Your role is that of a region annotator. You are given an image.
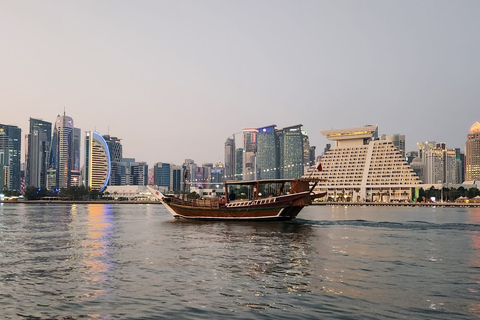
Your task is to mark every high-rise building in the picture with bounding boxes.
[84,131,111,191]
[424,144,462,185]
[154,162,172,188]
[224,137,235,181]
[311,125,421,202]
[380,134,406,158]
[103,135,123,162]
[211,162,224,184]
[124,159,148,185]
[71,128,81,186]
[235,148,243,181]
[26,118,52,188]
[0,124,21,191]
[242,128,258,181]
[278,125,304,179]
[50,113,79,189]
[256,125,278,180]
[466,122,480,182]
[233,124,309,181]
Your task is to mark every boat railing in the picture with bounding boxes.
[226,200,252,208]
[170,197,221,209]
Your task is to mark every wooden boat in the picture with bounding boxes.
[161,178,326,221]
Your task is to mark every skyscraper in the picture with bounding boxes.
[84,131,111,191]
[103,135,123,162]
[224,137,235,181]
[256,125,278,180]
[466,122,480,181]
[50,113,79,189]
[26,118,52,188]
[279,125,304,179]
[242,128,257,181]
[0,124,21,191]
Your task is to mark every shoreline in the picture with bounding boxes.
[313,201,480,207]
[0,200,162,205]
[2,200,480,207]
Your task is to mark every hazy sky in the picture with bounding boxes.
[1,0,479,166]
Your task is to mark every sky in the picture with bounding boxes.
[1,0,479,166]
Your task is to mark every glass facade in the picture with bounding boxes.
[0,124,21,191]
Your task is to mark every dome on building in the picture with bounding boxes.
[470,122,480,132]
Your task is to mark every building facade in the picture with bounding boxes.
[310,125,421,202]
[466,122,480,182]
[50,113,80,189]
[380,134,406,158]
[224,137,235,181]
[84,131,111,191]
[424,144,462,185]
[0,124,21,191]
[242,128,257,181]
[278,125,305,179]
[25,118,52,188]
[256,125,278,180]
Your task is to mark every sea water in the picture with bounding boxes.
[1,203,479,319]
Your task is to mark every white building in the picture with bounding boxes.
[309,125,422,202]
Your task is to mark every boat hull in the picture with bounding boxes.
[161,191,311,221]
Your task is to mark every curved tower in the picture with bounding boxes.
[466,122,480,182]
[85,131,111,191]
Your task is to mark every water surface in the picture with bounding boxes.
[1,203,479,319]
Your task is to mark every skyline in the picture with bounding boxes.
[1,1,479,165]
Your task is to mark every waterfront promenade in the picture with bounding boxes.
[315,201,480,207]
[2,199,480,207]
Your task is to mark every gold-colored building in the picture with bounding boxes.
[466,122,480,182]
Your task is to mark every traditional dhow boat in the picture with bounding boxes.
[161,178,326,221]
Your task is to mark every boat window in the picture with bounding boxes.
[228,185,253,201]
[258,182,291,198]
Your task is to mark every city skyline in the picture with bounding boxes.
[1,1,479,165]
[2,113,480,169]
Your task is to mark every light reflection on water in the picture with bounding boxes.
[0,204,479,319]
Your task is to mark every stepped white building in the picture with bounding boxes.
[310,125,422,202]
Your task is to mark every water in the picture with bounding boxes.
[1,203,479,319]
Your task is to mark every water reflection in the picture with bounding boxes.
[164,220,320,310]
[82,204,114,313]
[468,208,480,316]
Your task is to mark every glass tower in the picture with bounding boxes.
[256,125,278,179]
[0,124,21,191]
[26,118,52,188]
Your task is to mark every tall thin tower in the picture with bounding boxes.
[466,122,480,181]
[51,112,74,188]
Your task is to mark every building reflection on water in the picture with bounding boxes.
[79,204,115,318]
[468,208,480,316]
[84,204,114,282]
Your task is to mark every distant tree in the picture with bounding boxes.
[417,188,426,202]
[467,187,480,199]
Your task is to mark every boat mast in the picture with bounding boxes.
[182,170,187,200]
